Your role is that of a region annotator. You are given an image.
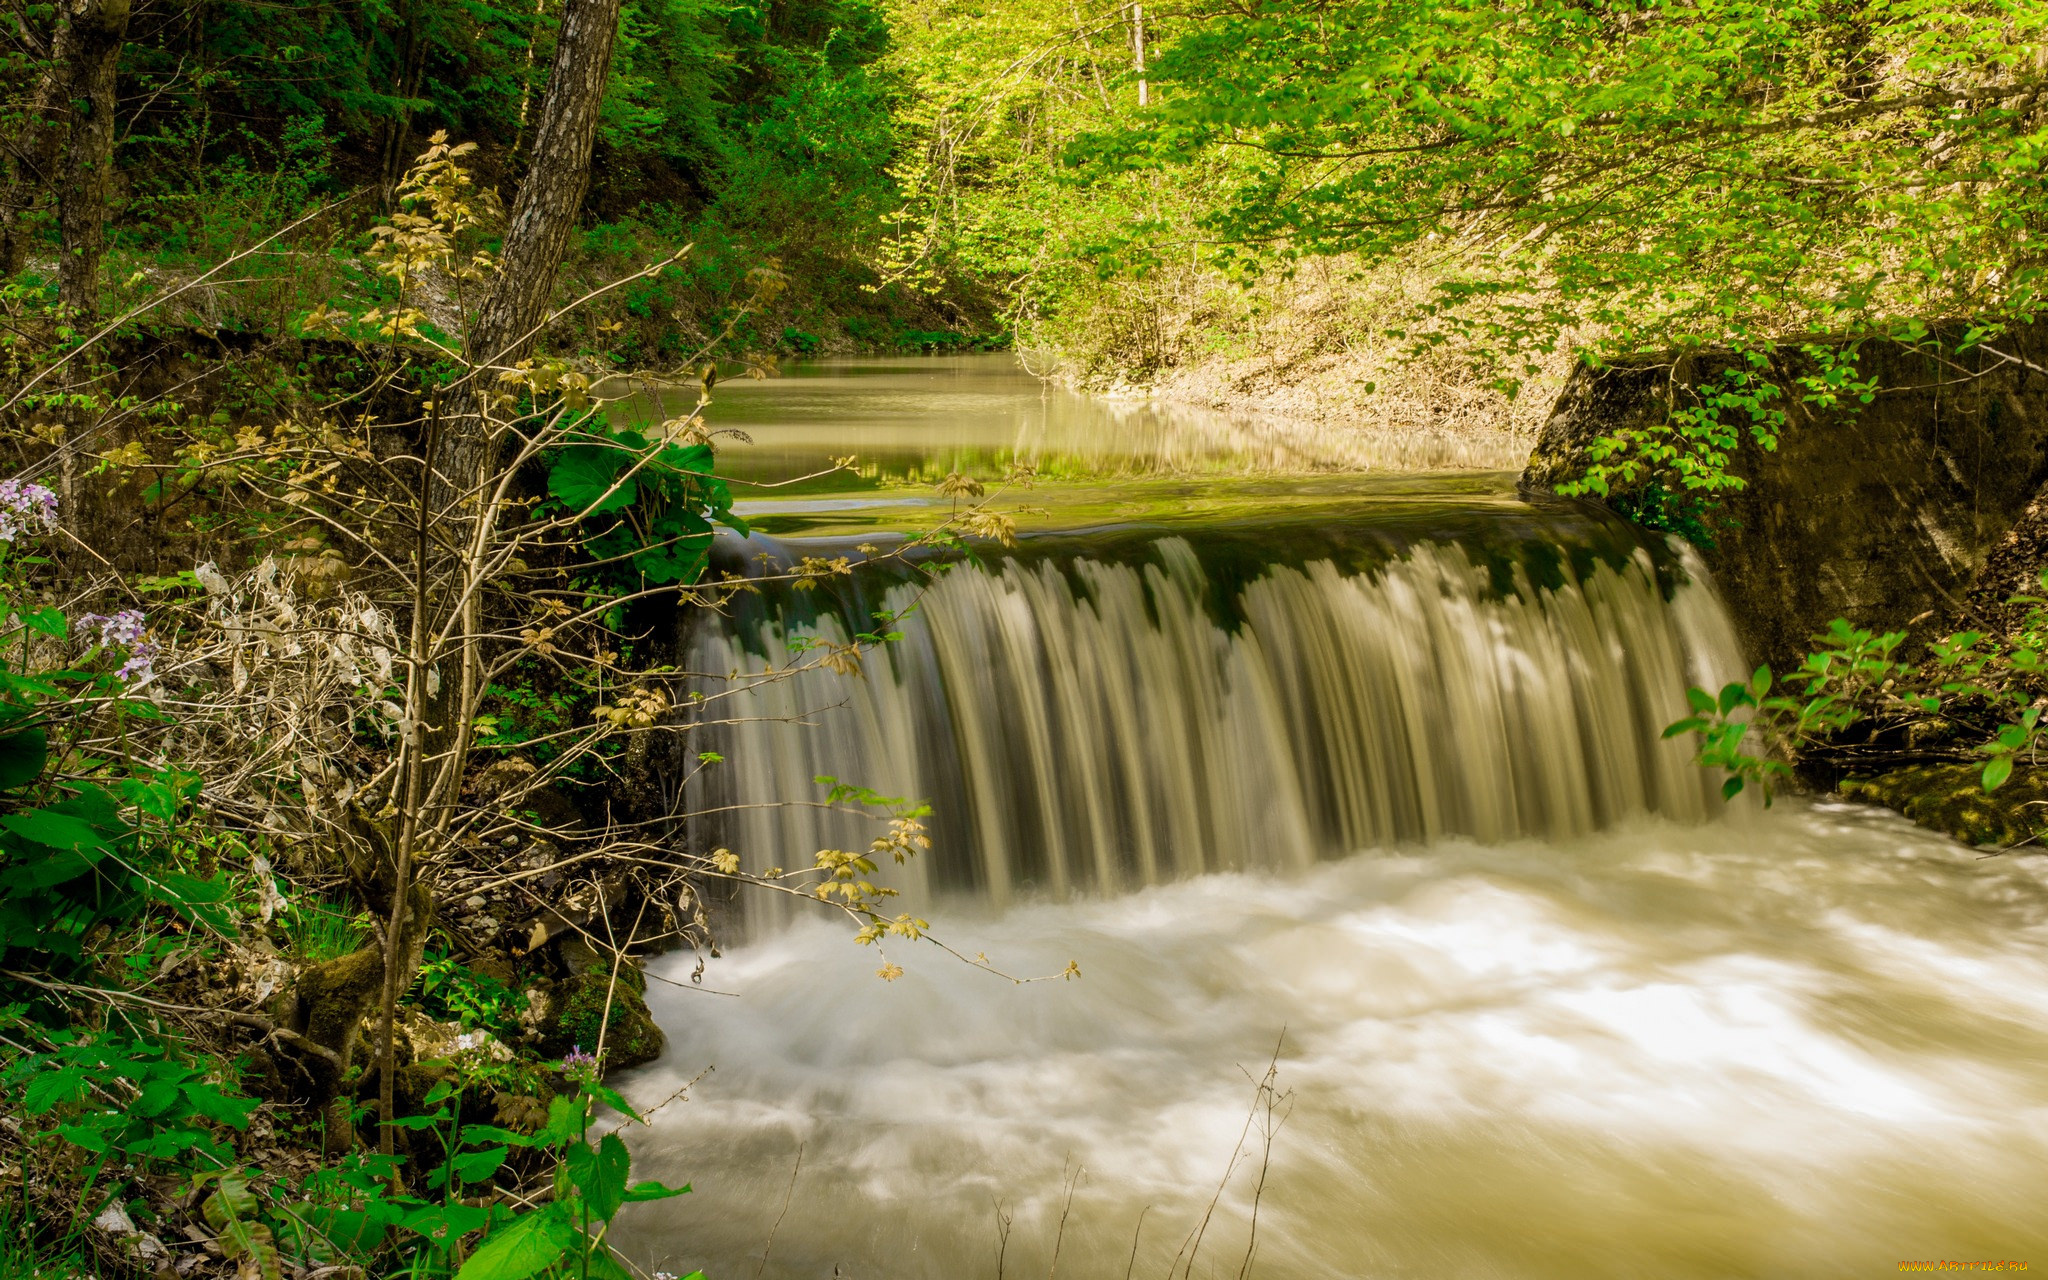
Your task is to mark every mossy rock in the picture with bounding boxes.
[1839,762,2048,847]
[535,945,664,1071]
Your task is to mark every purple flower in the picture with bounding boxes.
[76,610,146,648]
[561,1044,601,1085]
[75,610,155,683]
[0,479,57,543]
[115,641,158,684]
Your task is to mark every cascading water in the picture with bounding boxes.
[688,536,1743,921]
[609,356,2048,1278]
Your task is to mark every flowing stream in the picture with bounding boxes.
[612,356,2048,1277]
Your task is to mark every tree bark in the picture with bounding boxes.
[437,0,622,501]
[375,0,429,209]
[0,13,76,279]
[54,0,128,315]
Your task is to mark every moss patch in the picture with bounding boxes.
[1839,762,2048,847]
[536,956,664,1071]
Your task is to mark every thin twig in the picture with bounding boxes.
[753,1141,805,1279]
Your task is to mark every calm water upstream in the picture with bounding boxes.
[611,355,2048,1278]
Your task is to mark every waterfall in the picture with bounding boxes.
[686,535,1744,926]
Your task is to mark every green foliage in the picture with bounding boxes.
[1669,574,2048,805]
[6,1021,256,1168]
[0,543,225,970]
[543,425,748,586]
[313,1075,695,1280]
[1603,480,1717,550]
[414,954,529,1037]
[283,898,372,964]
[1562,342,1887,512]
[1079,0,2045,348]
[476,670,588,762]
[195,1170,286,1280]
[36,0,924,349]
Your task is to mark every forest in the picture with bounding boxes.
[0,0,2044,1276]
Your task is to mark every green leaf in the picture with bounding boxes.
[1685,687,1715,714]
[215,1218,283,1280]
[0,727,47,790]
[133,1078,181,1117]
[1721,776,1745,801]
[585,1083,638,1121]
[145,872,235,931]
[53,1121,109,1152]
[297,1205,387,1257]
[1661,717,1704,739]
[403,1201,493,1238]
[583,1249,638,1280]
[3,845,104,891]
[586,1133,631,1221]
[204,1173,260,1223]
[658,442,714,474]
[21,607,65,638]
[452,1204,579,1280]
[0,808,114,851]
[453,1145,509,1184]
[538,1094,587,1145]
[1715,682,1750,716]
[620,1179,691,1203]
[456,1124,538,1149]
[24,1067,89,1113]
[549,447,637,516]
[1984,756,2015,792]
[181,1082,257,1129]
[381,1110,450,1131]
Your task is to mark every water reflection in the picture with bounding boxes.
[619,354,1532,539]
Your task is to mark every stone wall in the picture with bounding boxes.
[1521,324,2048,673]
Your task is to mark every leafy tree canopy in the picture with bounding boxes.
[1072,0,2047,363]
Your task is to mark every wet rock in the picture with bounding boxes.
[533,936,664,1070]
[1839,763,2048,847]
[473,757,537,802]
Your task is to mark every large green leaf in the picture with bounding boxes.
[145,871,236,932]
[23,1066,89,1113]
[631,542,711,586]
[0,808,114,851]
[0,727,47,790]
[453,1144,510,1184]
[658,442,714,474]
[5,844,107,889]
[549,447,637,516]
[588,1133,631,1220]
[452,1203,579,1280]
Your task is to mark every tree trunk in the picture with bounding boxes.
[0,13,76,279]
[54,0,128,315]
[284,809,436,1151]
[376,0,429,209]
[438,0,622,501]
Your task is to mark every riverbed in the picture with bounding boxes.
[610,354,2048,1278]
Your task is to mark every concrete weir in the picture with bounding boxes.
[1521,322,2048,674]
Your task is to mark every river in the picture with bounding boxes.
[610,354,2048,1278]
